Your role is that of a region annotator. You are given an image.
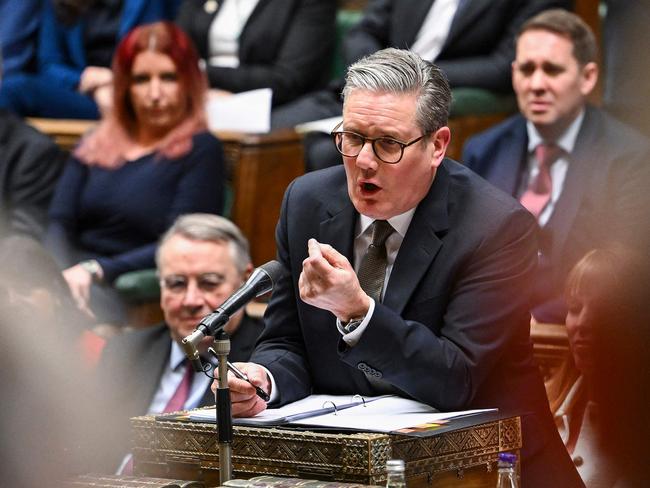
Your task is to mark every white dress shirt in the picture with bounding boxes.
[208,0,259,68]
[411,0,461,61]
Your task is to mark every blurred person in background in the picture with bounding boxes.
[0,0,42,76]
[463,9,650,323]
[45,21,225,326]
[271,0,571,171]
[0,0,178,119]
[176,0,336,108]
[0,85,67,239]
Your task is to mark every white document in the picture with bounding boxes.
[188,394,496,433]
[206,88,272,133]
[189,394,386,426]
[294,116,342,134]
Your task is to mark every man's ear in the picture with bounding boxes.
[580,61,599,97]
[242,263,254,282]
[430,126,451,168]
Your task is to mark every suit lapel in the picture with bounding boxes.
[137,330,172,411]
[319,184,357,262]
[382,162,450,314]
[494,120,529,197]
[444,0,491,48]
[546,108,599,260]
[398,0,435,46]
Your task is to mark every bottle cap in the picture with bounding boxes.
[386,459,405,470]
[498,452,517,465]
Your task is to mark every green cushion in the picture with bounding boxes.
[450,88,517,117]
[331,9,364,80]
[115,268,160,303]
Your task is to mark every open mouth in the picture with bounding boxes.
[360,182,380,194]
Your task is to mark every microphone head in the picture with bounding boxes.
[251,260,286,297]
[259,260,286,284]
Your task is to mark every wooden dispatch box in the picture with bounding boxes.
[130,412,521,488]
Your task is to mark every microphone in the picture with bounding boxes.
[182,260,285,369]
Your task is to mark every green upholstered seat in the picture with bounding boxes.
[450,88,517,118]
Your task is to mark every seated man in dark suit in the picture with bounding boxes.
[462,9,650,323]
[223,48,584,488]
[271,0,570,171]
[96,213,264,473]
[0,110,66,238]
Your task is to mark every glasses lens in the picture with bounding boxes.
[161,273,225,294]
[374,138,403,163]
[196,273,225,292]
[161,276,187,294]
[337,132,364,157]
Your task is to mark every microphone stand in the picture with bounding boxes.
[212,330,233,484]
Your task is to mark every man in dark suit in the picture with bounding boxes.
[463,9,650,323]
[225,48,583,488]
[96,213,264,473]
[271,0,570,170]
[176,0,336,108]
[0,110,65,238]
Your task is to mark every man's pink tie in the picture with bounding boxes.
[520,142,562,218]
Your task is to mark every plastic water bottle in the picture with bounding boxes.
[496,452,519,488]
[385,459,406,488]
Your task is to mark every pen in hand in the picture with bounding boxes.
[227,361,271,402]
[208,348,270,402]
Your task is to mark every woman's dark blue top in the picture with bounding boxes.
[46,131,225,283]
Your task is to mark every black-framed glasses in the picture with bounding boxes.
[331,122,427,164]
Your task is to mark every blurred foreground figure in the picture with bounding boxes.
[0,235,104,486]
[546,246,650,487]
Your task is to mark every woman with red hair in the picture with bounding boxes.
[46,21,225,325]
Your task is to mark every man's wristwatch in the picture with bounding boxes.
[80,259,103,283]
[342,317,364,334]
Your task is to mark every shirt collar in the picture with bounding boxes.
[526,109,585,154]
[169,341,187,371]
[357,208,416,239]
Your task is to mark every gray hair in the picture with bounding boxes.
[156,213,251,275]
[342,48,451,134]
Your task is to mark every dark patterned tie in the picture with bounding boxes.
[163,360,194,413]
[520,142,562,218]
[357,220,395,302]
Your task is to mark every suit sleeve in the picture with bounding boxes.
[37,2,84,89]
[250,179,313,406]
[437,0,572,91]
[6,126,66,239]
[342,0,392,67]
[340,208,539,410]
[203,0,337,106]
